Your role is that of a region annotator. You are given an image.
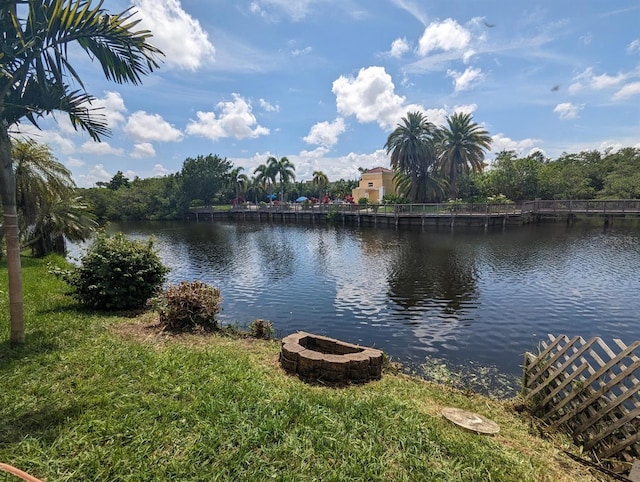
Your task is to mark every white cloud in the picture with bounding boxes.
[417,18,471,56]
[77,163,112,187]
[153,164,170,176]
[80,141,125,156]
[131,142,156,158]
[613,82,640,100]
[88,91,127,129]
[125,111,184,142]
[331,67,478,131]
[66,157,85,168]
[627,39,640,54]
[568,67,628,93]
[389,38,410,58]
[447,66,484,92]
[54,114,81,135]
[230,147,389,184]
[420,107,448,126]
[553,102,583,119]
[462,50,475,64]
[249,0,364,22]
[579,33,592,46]
[292,46,312,56]
[490,133,541,157]
[250,0,310,21]
[186,93,270,141]
[390,0,429,26]
[293,149,390,181]
[11,124,76,154]
[259,99,279,112]
[332,66,407,129]
[132,0,215,70]
[452,104,478,116]
[303,118,346,147]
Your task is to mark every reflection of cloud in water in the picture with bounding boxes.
[405,311,466,353]
[329,237,392,323]
[334,278,388,320]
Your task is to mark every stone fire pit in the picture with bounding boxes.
[279,331,384,384]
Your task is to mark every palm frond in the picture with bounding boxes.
[1,0,163,139]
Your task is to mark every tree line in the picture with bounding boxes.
[11,134,639,259]
[79,155,359,222]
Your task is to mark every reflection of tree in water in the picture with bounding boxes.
[254,228,296,281]
[477,224,578,274]
[386,237,479,316]
[182,223,235,274]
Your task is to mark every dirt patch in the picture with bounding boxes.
[110,313,261,350]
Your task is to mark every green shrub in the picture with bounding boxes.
[151,281,221,331]
[248,318,274,339]
[382,193,410,204]
[358,197,369,205]
[56,232,169,310]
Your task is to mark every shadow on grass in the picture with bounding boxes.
[18,256,48,269]
[35,302,147,319]
[0,330,60,367]
[0,403,86,446]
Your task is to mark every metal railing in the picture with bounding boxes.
[521,199,640,214]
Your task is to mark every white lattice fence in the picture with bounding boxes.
[523,334,640,474]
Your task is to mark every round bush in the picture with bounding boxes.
[68,232,169,310]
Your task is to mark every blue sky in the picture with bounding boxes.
[13,0,640,187]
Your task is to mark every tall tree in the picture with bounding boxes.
[107,171,130,190]
[228,166,249,205]
[438,112,492,200]
[268,156,296,202]
[179,154,233,207]
[384,111,440,202]
[0,0,161,344]
[253,162,277,202]
[246,176,265,204]
[312,170,329,201]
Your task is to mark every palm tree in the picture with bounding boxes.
[228,166,249,205]
[438,112,492,200]
[268,156,296,202]
[253,163,276,202]
[12,139,96,257]
[393,170,445,203]
[25,195,97,258]
[246,176,265,205]
[312,170,329,202]
[384,111,440,202]
[0,0,162,344]
[13,139,75,224]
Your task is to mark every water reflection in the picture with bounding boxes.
[104,220,640,389]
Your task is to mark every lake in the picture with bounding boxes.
[95,219,640,396]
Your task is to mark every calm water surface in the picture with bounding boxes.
[102,220,640,393]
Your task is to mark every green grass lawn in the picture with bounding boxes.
[0,256,597,481]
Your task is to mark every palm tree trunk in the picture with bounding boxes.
[449,165,457,200]
[0,125,25,345]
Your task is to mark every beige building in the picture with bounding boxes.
[351,167,396,203]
